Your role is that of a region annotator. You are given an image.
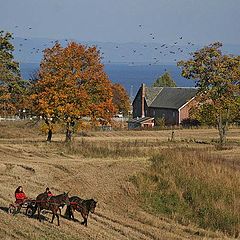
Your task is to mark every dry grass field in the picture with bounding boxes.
[0,121,239,240]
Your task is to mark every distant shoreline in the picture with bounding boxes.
[20,62,195,95]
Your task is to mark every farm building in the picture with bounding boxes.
[132,84,198,126]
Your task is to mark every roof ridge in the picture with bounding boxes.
[147,87,164,106]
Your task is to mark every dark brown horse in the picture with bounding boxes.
[36,192,70,226]
[65,196,97,226]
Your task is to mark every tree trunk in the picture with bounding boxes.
[65,122,72,142]
[45,119,53,142]
[47,129,52,142]
[218,112,226,146]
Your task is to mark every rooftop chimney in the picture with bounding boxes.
[141,83,145,118]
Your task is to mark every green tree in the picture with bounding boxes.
[152,72,176,87]
[178,42,240,146]
[0,31,26,117]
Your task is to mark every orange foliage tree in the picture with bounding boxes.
[112,83,130,116]
[30,42,115,142]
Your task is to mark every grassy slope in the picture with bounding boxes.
[133,149,240,237]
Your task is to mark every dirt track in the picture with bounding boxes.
[1,128,239,239]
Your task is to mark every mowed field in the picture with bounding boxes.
[0,121,239,240]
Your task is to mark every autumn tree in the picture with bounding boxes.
[152,72,176,87]
[178,42,240,145]
[30,42,115,142]
[0,31,26,117]
[112,83,130,116]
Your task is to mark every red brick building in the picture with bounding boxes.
[132,84,197,126]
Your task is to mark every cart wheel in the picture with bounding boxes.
[8,205,16,215]
[26,207,34,217]
[26,207,36,217]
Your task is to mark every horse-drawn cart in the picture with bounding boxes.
[8,199,37,217]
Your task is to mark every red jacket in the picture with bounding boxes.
[15,192,27,200]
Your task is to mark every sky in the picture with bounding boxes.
[1,0,240,45]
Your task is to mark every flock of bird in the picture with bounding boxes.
[12,24,197,66]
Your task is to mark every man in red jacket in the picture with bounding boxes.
[15,186,27,205]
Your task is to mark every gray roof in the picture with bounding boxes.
[146,87,198,109]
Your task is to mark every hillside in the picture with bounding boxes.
[0,121,239,239]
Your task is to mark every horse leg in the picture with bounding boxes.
[70,208,75,220]
[81,217,87,226]
[51,211,55,224]
[81,213,88,226]
[37,207,41,222]
[66,206,71,219]
[84,215,88,226]
[56,213,60,226]
[59,207,62,216]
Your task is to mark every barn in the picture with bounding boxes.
[132,84,198,126]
